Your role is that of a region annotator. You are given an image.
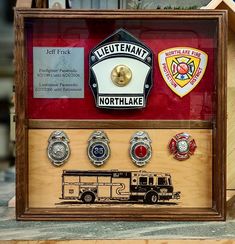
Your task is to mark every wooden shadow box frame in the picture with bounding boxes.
[15,9,227,221]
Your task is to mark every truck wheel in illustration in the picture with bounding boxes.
[145,191,158,204]
[81,192,95,204]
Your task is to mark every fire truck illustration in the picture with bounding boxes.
[60,170,180,204]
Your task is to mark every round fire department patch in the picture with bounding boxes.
[169,132,197,161]
[158,47,208,97]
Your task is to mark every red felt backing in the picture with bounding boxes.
[26,18,216,120]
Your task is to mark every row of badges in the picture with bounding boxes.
[89,29,208,109]
[47,131,197,167]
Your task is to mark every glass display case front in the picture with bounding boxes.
[15,10,227,220]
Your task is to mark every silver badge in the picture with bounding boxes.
[130,131,152,167]
[87,131,110,167]
[47,131,70,167]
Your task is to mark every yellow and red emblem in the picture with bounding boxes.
[158,47,208,97]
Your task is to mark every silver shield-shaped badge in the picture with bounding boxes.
[89,29,153,109]
[47,131,70,167]
[87,131,110,167]
[130,131,152,167]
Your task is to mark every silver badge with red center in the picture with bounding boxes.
[169,132,197,161]
[130,131,152,167]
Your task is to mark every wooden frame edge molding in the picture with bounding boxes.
[15,9,29,220]
[28,120,213,129]
[212,9,227,220]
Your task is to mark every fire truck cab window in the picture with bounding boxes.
[149,177,154,185]
[139,177,147,185]
[158,177,167,185]
[113,173,119,177]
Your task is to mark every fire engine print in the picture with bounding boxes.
[59,170,181,205]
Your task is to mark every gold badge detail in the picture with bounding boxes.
[111,64,132,87]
